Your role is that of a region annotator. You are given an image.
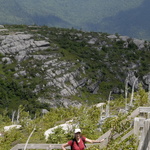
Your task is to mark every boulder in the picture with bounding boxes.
[88,38,97,44]
[119,36,129,42]
[107,35,117,39]
[34,41,50,47]
[95,103,105,108]
[41,109,49,114]
[143,73,150,85]
[19,70,27,76]
[4,125,22,132]
[44,120,74,140]
[133,38,145,49]
[2,57,12,64]
[0,25,4,28]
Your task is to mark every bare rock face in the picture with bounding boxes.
[0,30,83,107]
[0,33,50,59]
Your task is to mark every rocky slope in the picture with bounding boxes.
[0,25,150,112]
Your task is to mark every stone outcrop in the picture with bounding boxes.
[0,32,50,59]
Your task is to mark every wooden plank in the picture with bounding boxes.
[138,119,150,150]
[120,129,134,142]
[127,107,140,119]
[10,143,103,150]
[139,107,150,113]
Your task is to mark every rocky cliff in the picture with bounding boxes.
[0,25,150,111]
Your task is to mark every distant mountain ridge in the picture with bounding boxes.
[97,0,150,40]
[0,0,150,39]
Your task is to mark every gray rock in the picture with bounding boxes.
[34,41,50,47]
[87,81,100,94]
[133,38,145,49]
[53,80,62,88]
[2,57,12,64]
[78,78,88,87]
[15,70,27,76]
[143,73,150,85]
[14,73,19,78]
[0,35,5,40]
[68,75,77,87]
[15,55,26,62]
[41,109,49,114]
[46,81,54,86]
[123,42,129,48]
[60,89,70,96]
[0,29,8,32]
[88,38,97,44]
[0,33,50,55]
[55,70,62,76]
[76,33,82,37]
[0,25,4,28]
[60,98,82,108]
[33,85,42,93]
[107,35,117,39]
[119,36,129,42]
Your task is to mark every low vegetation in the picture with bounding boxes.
[0,86,149,149]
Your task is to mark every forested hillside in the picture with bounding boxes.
[1,0,150,39]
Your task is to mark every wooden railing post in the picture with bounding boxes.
[48,144,52,150]
[138,119,150,150]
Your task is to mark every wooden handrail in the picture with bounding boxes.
[10,143,103,150]
[139,107,150,113]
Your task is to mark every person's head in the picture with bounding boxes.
[74,128,81,139]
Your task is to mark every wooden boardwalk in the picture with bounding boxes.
[10,107,150,150]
